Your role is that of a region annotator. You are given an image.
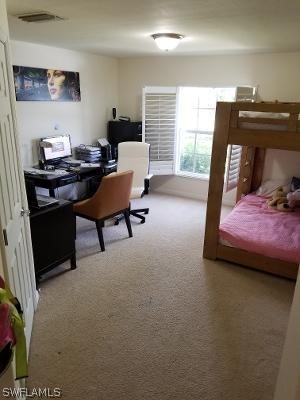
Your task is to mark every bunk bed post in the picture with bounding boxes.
[236,147,266,201]
[236,146,256,202]
[250,148,266,192]
[203,102,232,260]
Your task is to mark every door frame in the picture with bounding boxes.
[0,27,39,310]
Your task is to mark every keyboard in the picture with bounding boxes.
[24,168,69,176]
[36,194,58,208]
[51,169,70,175]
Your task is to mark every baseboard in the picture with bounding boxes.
[153,188,207,201]
[152,188,234,206]
[33,289,40,310]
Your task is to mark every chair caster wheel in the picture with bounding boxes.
[114,220,119,226]
[145,210,149,214]
[141,220,145,224]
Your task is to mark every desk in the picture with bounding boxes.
[24,162,117,198]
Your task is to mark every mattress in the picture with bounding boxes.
[239,111,300,131]
[219,194,300,264]
[239,111,291,119]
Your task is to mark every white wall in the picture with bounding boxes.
[11,43,300,201]
[119,53,300,119]
[11,40,119,166]
[274,271,300,400]
[118,53,300,203]
[263,150,300,182]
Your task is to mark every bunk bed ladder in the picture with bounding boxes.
[224,86,257,195]
[203,102,232,259]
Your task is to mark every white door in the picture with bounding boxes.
[0,39,36,353]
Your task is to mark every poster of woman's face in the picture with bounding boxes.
[13,65,81,102]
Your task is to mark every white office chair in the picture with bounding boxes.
[116,141,152,224]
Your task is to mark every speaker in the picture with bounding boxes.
[112,107,117,120]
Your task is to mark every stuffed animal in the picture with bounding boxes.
[287,189,300,209]
[267,187,291,211]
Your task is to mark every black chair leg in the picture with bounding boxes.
[130,211,146,224]
[124,209,133,237]
[114,214,124,226]
[133,208,149,215]
[115,207,149,225]
[95,220,105,251]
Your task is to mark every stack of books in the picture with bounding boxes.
[75,145,102,162]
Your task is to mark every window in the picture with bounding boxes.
[143,87,177,175]
[176,87,236,178]
[143,85,256,182]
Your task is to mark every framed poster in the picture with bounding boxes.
[12,65,81,102]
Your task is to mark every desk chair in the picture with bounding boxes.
[116,142,151,224]
[73,170,133,251]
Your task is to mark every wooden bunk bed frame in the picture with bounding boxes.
[203,101,300,280]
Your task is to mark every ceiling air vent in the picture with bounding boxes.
[17,13,65,23]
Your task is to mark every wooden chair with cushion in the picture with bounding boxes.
[73,170,133,251]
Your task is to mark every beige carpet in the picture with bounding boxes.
[27,193,295,400]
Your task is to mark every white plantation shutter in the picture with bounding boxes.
[226,144,243,191]
[225,86,257,192]
[143,87,177,175]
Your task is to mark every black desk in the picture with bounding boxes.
[25,162,117,198]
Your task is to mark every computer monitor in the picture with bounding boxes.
[40,134,72,164]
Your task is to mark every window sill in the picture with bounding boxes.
[175,171,209,181]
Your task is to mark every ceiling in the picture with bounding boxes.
[6,0,300,58]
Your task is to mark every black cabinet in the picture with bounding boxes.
[108,121,142,159]
[29,199,76,281]
[108,120,142,144]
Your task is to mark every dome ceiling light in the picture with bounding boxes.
[151,33,184,51]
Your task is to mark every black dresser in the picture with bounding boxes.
[29,199,76,282]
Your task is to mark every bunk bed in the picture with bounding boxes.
[203,101,300,280]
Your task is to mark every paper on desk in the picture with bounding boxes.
[80,163,100,168]
[24,167,39,174]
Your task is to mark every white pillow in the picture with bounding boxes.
[255,179,291,197]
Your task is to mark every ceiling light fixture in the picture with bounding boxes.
[151,33,184,51]
[16,13,65,23]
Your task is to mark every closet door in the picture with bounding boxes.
[0,39,36,356]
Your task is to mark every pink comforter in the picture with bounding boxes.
[219,194,300,264]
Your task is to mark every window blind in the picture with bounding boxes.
[225,144,243,191]
[225,86,257,192]
[143,87,177,175]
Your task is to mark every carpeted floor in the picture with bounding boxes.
[27,193,295,400]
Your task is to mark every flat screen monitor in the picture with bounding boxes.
[40,134,72,163]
